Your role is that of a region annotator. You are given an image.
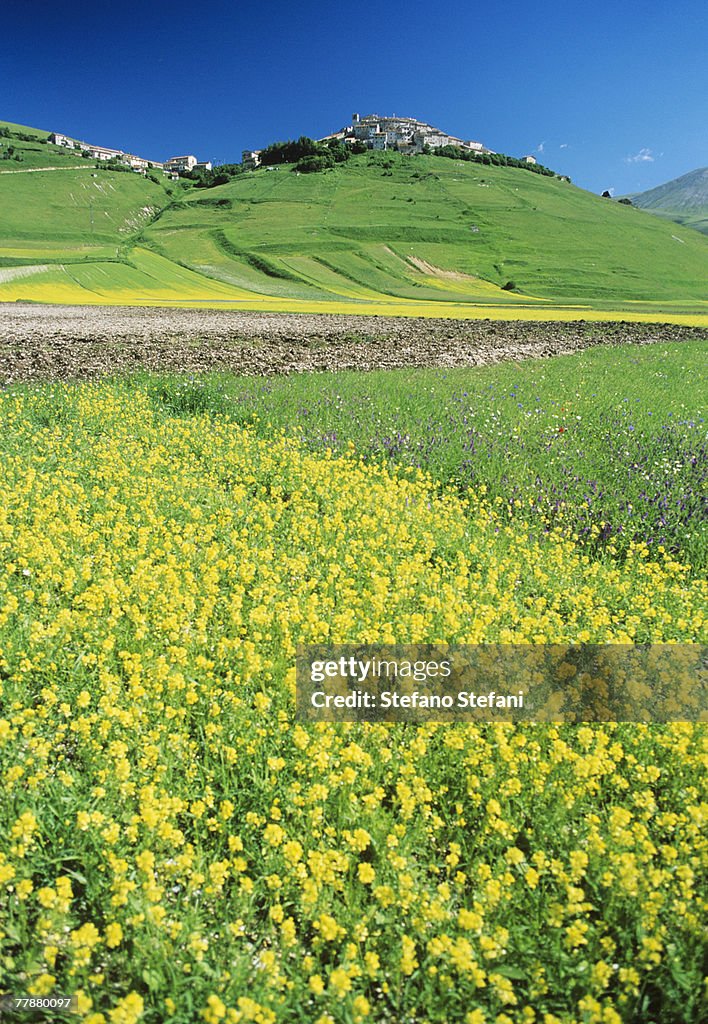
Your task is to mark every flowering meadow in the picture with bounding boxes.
[155,341,706,571]
[0,377,706,1024]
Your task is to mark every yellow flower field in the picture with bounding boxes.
[0,383,706,1023]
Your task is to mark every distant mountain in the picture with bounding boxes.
[628,167,708,235]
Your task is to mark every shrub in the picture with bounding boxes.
[293,153,335,174]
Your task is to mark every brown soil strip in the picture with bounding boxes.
[0,304,705,385]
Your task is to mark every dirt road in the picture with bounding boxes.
[0,165,95,174]
[0,303,705,384]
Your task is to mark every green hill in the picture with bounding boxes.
[0,118,94,169]
[0,118,52,141]
[1,124,707,323]
[627,166,708,235]
[145,152,708,305]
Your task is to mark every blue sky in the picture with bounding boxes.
[5,0,707,195]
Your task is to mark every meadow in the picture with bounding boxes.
[149,341,707,571]
[0,339,706,1023]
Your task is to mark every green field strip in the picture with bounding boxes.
[310,251,419,298]
[141,227,339,301]
[274,254,384,299]
[309,250,493,303]
[166,232,315,297]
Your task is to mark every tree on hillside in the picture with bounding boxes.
[260,136,323,166]
[324,139,351,163]
[293,153,335,173]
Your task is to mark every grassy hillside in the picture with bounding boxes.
[0,118,174,267]
[0,126,236,300]
[0,118,52,141]
[146,153,708,305]
[0,118,96,170]
[627,166,708,235]
[0,168,167,250]
[1,134,707,322]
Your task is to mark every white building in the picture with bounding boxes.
[50,130,163,170]
[87,145,125,161]
[48,132,76,148]
[415,132,460,149]
[165,154,198,172]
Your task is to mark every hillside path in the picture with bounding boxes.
[0,165,95,174]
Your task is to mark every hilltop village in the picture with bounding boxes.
[329,112,492,154]
[45,112,541,180]
[242,112,538,168]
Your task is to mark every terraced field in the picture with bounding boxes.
[145,156,708,308]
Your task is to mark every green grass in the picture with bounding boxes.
[0,118,52,138]
[145,340,708,570]
[633,206,708,237]
[0,119,95,170]
[144,153,708,307]
[1,137,707,319]
[0,167,168,250]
